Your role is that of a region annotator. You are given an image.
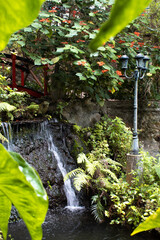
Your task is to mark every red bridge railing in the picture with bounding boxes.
[0,53,48,98]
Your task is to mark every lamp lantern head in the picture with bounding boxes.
[120,54,129,70]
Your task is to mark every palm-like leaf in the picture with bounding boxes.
[73,172,91,191]
[64,168,84,182]
[77,152,88,164]
[0,102,16,112]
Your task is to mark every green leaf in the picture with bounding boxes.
[0,102,16,112]
[24,27,32,32]
[31,22,42,29]
[17,40,25,47]
[0,0,45,50]
[0,144,48,240]
[76,73,87,80]
[51,57,60,64]
[34,58,42,65]
[89,0,152,51]
[0,192,12,240]
[131,208,160,236]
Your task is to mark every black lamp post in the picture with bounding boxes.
[120,53,150,155]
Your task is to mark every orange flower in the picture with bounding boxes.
[62,19,71,24]
[77,39,85,43]
[118,82,122,86]
[117,55,122,58]
[61,42,68,44]
[77,61,86,66]
[134,32,140,36]
[102,69,109,73]
[49,10,57,13]
[97,61,105,66]
[153,46,160,49]
[116,70,122,76]
[40,18,50,22]
[40,18,45,22]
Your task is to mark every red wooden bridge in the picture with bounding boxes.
[0,53,48,98]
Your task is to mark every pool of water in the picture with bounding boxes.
[8,208,159,240]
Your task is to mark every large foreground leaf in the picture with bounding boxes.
[0,144,48,240]
[0,192,12,240]
[131,208,160,236]
[0,0,45,50]
[89,0,152,51]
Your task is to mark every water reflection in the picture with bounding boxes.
[8,208,158,240]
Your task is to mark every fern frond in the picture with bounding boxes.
[73,172,91,191]
[0,102,16,112]
[103,157,122,167]
[91,200,104,222]
[77,152,88,164]
[97,177,113,190]
[64,168,84,182]
[86,160,103,177]
[101,169,119,182]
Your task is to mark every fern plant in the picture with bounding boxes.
[65,151,122,221]
[0,102,16,121]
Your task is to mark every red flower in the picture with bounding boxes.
[138,42,144,47]
[97,61,105,66]
[134,32,140,36]
[108,43,114,48]
[130,41,135,47]
[72,10,77,17]
[102,69,109,73]
[93,11,99,14]
[61,42,68,44]
[118,40,125,44]
[111,60,117,63]
[116,70,122,76]
[79,21,87,26]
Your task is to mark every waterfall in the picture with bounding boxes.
[1,120,84,211]
[41,121,84,211]
[1,122,13,150]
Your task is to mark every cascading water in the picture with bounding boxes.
[41,121,84,211]
[1,120,84,211]
[1,122,13,150]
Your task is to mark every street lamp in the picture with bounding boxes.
[120,53,150,155]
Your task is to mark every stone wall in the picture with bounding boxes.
[62,99,160,156]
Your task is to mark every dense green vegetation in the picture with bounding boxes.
[3,0,159,104]
[0,0,160,238]
[66,116,160,228]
